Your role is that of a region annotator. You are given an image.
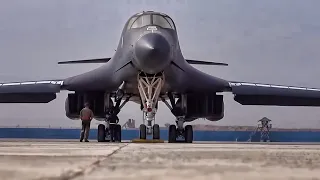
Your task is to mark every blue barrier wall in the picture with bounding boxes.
[0,128,320,142]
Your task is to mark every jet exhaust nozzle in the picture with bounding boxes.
[134,33,171,74]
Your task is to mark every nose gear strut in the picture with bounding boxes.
[137,72,164,140]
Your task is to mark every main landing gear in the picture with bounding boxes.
[168,117,193,143]
[137,72,164,140]
[97,123,122,142]
[97,90,131,143]
[162,94,193,143]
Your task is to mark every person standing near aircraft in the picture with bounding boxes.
[80,102,94,142]
[108,108,119,142]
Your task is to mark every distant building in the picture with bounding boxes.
[122,119,136,129]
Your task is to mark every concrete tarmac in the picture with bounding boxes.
[0,139,319,180]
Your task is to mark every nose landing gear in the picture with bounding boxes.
[137,72,164,140]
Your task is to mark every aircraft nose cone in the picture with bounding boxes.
[134,33,171,74]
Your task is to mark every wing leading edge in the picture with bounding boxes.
[58,58,111,64]
[0,80,64,103]
[185,59,228,66]
[228,81,320,106]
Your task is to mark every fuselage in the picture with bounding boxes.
[62,11,229,123]
[111,11,178,95]
[63,11,229,95]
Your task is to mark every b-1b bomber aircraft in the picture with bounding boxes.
[1,11,320,143]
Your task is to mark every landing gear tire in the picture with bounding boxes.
[97,124,106,142]
[168,125,177,143]
[184,125,193,143]
[140,124,147,139]
[153,124,160,140]
[115,124,122,142]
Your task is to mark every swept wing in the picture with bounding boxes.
[0,80,64,103]
[228,81,320,106]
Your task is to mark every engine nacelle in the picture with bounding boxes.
[65,94,80,120]
[65,92,113,120]
[175,93,224,121]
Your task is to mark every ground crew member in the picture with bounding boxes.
[108,109,119,142]
[80,102,94,142]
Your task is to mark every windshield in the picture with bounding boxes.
[128,14,175,30]
[130,15,151,29]
[152,15,175,29]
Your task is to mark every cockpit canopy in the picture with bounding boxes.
[127,12,176,30]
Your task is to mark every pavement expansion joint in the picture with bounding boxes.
[37,143,129,180]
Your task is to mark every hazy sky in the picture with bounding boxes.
[1,0,320,128]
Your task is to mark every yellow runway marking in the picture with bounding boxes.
[131,139,164,143]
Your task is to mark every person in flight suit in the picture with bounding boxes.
[79,102,94,142]
[108,108,119,142]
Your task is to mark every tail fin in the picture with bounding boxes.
[186,59,228,66]
[58,58,111,64]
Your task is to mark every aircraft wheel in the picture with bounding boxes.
[139,124,147,139]
[153,124,160,140]
[115,124,122,142]
[97,124,106,142]
[168,125,177,143]
[184,125,193,143]
[105,127,110,142]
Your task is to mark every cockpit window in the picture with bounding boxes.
[165,17,175,29]
[128,13,176,30]
[152,15,174,29]
[127,17,138,30]
[130,15,151,29]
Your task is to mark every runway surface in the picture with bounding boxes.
[0,139,320,180]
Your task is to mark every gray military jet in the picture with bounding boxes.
[2,11,320,143]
